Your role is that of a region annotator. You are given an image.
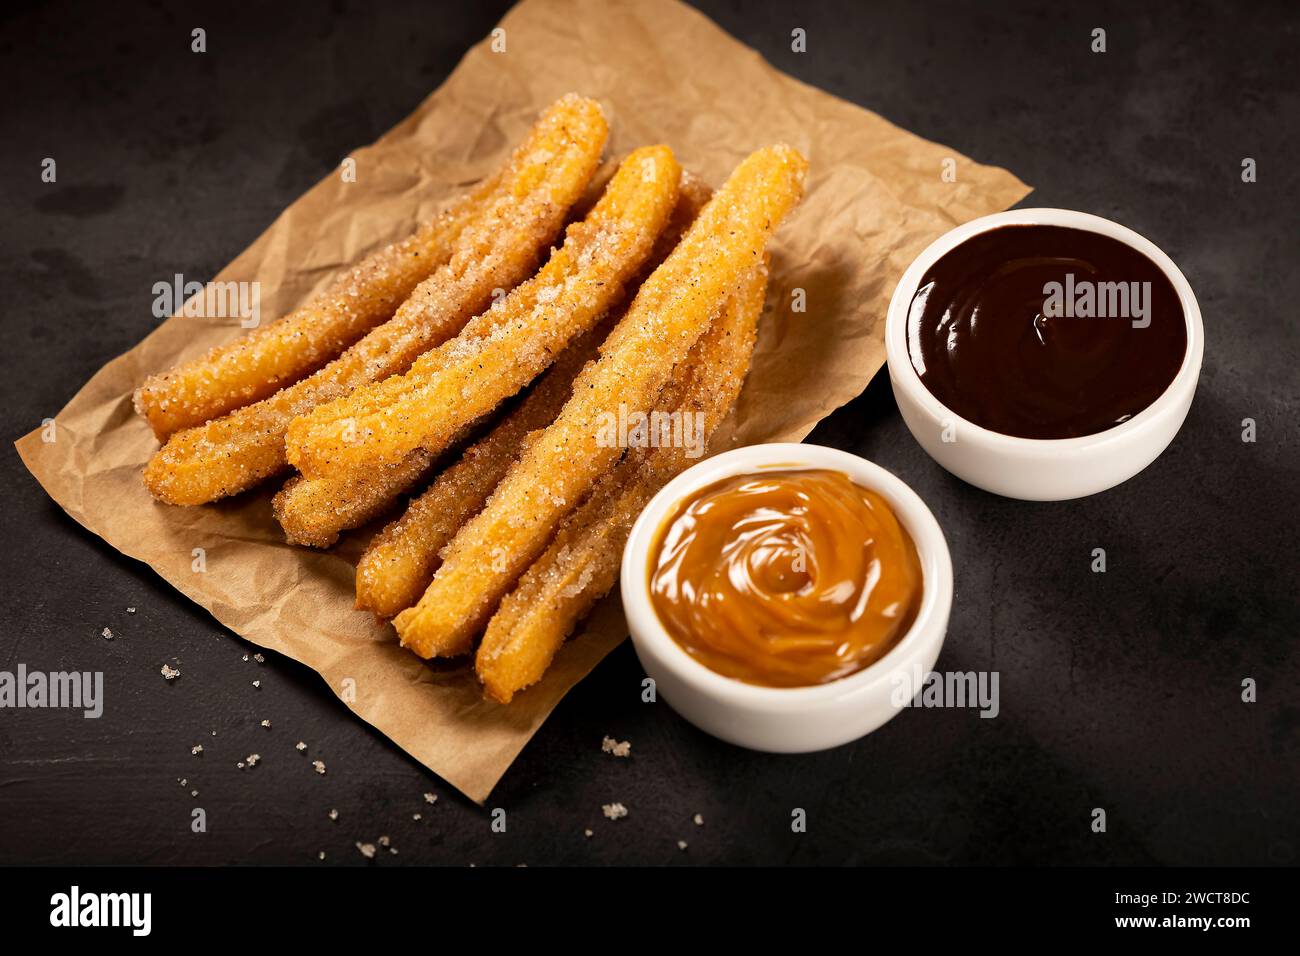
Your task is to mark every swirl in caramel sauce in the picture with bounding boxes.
[648,469,923,687]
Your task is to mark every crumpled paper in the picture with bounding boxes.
[15,0,1029,802]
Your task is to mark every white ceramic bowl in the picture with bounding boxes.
[885,208,1204,501]
[620,443,953,753]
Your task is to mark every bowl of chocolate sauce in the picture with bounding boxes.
[885,208,1203,500]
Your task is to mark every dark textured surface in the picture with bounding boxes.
[2,0,1296,866]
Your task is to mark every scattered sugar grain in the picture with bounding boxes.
[601,736,631,758]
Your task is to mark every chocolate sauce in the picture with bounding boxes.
[906,225,1186,439]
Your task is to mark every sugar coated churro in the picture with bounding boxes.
[477,260,768,702]
[394,144,806,658]
[351,326,606,616]
[132,176,498,441]
[143,95,607,505]
[284,145,683,478]
[272,448,441,550]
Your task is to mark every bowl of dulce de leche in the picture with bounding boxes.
[621,443,953,752]
[885,208,1204,500]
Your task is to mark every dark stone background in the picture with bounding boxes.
[2,0,1296,866]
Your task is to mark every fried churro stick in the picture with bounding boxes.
[274,320,605,550]
[132,177,498,441]
[350,328,605,615]
[273,449,439,550]
[477,261,768,703]
[394,145,807,658]
[285,145,683,478]
[349,180,714,610]
[143,96,607,505]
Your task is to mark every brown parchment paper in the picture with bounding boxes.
[15,0,1029,803]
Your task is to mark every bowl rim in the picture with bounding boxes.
[884,207,1205,453]
[620,442,953,710]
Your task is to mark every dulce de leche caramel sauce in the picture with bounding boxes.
[648,469,923,688]
[907,225,1187,439]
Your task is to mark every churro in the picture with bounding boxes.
[132,177,497,441]
[394,144,807,658]
[352,325,606,615]
[272,449,441,550]
[285,145,683,477]
[477,260,767,702]
[143,95,607,505]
